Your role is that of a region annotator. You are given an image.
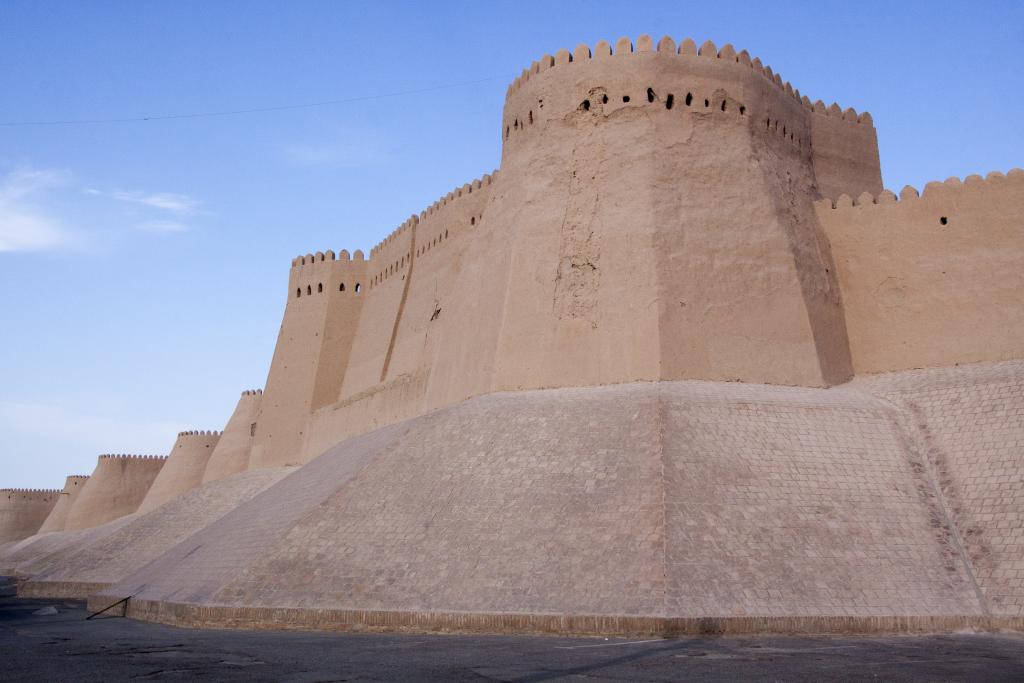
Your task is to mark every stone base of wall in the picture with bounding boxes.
[19,580,109,600]
[86,597,1024,637]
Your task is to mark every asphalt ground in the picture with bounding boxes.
[2,578,1023,681]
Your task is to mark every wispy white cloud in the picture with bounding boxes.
[280,128,394,168]
[0,168,79,252]
[86,188,201,214]
[0,401,184,456]
[136,219,190,234]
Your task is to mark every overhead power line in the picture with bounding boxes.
[0,76,501,127]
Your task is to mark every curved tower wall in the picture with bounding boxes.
[202,390,262,483]
[36,475,90,534]
[63,455,167,532]
[0,489,60,543]
[298,36,882,461]
[484,37,856,392]
[137,432,220,514]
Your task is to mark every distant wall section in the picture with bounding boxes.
[137,431,220,514]
[0,489,60,543]
[37,475,89,534]
[63,455,166,532]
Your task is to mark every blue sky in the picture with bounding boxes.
[2,1,1022,487]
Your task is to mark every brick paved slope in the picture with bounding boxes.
[89,364,1020,630]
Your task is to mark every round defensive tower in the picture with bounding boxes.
[137,431,221,514]
[203,390,262,483]
[36,475,90,534]
[0,489,61,543]
[63,455,167,531]
[438,36,880,398]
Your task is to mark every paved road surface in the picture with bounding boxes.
[2,578,1022,681]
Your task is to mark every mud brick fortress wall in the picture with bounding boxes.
[247,36,1021,466]
[4,34,1022,635]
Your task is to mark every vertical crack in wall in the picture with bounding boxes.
[380,223,418,383]
[553,121,602,328]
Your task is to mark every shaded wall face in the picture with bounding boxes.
[0,491,59,543]
[819,172,1024,375]
[810,109,883,201]
[63,457,166,532]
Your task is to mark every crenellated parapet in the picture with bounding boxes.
[98,454,167,461]
[370,172,498,290]
[289,248,368,302]
[501,34,880,198]
[1,488,61,495]
[503,34,871,140]
[817,168,1024,210]
[176,430,223,437]
[817,168,1024,375]
[241,389,263,396]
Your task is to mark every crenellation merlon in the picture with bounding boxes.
[817,168,1024,210]
[505,34,872,128]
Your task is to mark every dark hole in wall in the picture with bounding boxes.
[940,216,948,226]
[622,95,630,103]
[647,87,655,103]
[601,94,608,104]
[685,93,693,106]
[666,94,674,110]
[581,99,590,111]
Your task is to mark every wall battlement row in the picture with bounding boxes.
[369,171,498,264]
[1,488,61,495]
[241,389,263,396]
[506,34,872,127]
[817,168,1024,210]
[98,454,167,460]
[177,430,222,437]
[291,249,366,270]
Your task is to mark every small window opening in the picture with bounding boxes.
[581,99,590,111]
[685,92,693,106]
[739,106,746,115]
[601,94,608,104]
[355,283,362,293]
[704,98,709,108]
[721,100,727,112]
[647,87,655,103]
[340,283,346,292]
[317,282,323,293]
[529,110,533,124]
[622,95,631,103]
[306,285,311,295]
[296,288,301,298]
[471,216,476,226]
[939,216,948,226]
[444,229,448,238]
[665,94,674,110]
[250,423,256,437]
